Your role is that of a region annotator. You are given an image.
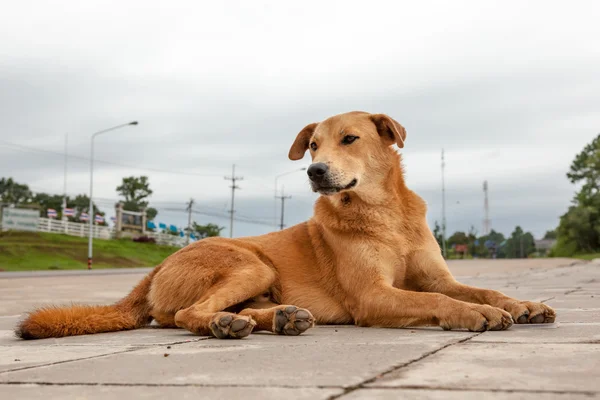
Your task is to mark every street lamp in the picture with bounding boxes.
[273,167,307,227]
[88,121,138,269]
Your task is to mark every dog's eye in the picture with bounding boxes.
[342,135,359,145]
[310,142,318,151]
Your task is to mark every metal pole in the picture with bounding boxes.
[276,186,292,230]
[186,198,194,246]
[441,149,447,259]
[88,137,94,270]
[280,195,285,230]
[230,165,235,237]
[87,121,138,270]
[62,133,68,221]
[225,164,243,238]
[274,167,306,229]
[273,177,278,229]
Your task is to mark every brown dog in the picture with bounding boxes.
[17,111,556,340]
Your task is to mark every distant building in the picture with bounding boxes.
[535,239,556,256]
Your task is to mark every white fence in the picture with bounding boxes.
[33,217,188,247]
[37,217,113,239]
[145,231,188,247]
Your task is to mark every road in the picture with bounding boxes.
[0,258,598,399]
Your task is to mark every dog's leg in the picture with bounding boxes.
[409,250,556,324]
[174,263,276,339]
[351,284,513,332]
[239,302,315,336]
[151,311,178,328]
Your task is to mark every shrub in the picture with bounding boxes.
[132,235,156,244]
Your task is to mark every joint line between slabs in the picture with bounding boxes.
[326,333,481,400]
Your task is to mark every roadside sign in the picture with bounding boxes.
[1,208,39,232]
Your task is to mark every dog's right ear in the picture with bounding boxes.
[288,123,318,161]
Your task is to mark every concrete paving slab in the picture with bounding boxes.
[446,258,582,276]
[552,308,600,323]
[471,322,600,343]
[0,383,343,400]
[0,327,207,347]
[546,294,600,309]
[343,388,596,399]
[0,329,472,388]
[0,274,145,316]
[0,315,19,330]
[0,344,131,373]
[368,342,600,393]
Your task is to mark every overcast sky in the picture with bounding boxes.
[1,1,599,239]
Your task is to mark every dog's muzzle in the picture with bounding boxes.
[307,163,329,183]
[307,163,357,194]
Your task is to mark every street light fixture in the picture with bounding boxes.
[273,167,307,227]
[88,121,138,269]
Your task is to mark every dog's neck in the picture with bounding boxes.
[313,152,413,234]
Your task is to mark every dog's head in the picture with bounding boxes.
[289,111,406,197]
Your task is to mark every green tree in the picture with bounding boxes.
[567,135,600,194]
[116,176,157,220]
[503,226,536,258]
[146,208,158,220]
[543,229,557,240]
[192,222,224,239]
[479,229,506,258]
[554,198,600,255]
[71,194,104,223]
[0,178,32,205]
[447,231,468,246]
[432,221,443,250]
[31,193,64,216]
[554,134,600,255]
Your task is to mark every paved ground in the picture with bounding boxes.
[0,258,599,399]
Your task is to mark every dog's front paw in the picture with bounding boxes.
[501,301,556,324]
[441,304,513,332]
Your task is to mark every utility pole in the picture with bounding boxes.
[186,198,194,245]
[441,149,447,259]
[224,164,243,238]
[62,133,68,221]
[276,186,292,230]
[483,180,491,236]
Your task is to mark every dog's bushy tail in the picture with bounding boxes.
[15,267,159,340]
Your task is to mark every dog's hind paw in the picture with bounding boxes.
[273,306,315,336]
[209,313,256,339]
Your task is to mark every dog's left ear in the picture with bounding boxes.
[369,114,407,148]
[288,122,318,160]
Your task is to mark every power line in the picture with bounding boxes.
[162,207,274,227]
[1,140,318,203]
[0,140,222,178]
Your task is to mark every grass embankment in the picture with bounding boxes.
[573,253,600,261]
[0,231,180,272]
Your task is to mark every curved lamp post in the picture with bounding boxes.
[88,121,138,269]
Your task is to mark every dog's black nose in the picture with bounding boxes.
[307,163,329,182]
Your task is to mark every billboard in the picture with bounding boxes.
[1,208,39,232]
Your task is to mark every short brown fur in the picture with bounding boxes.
[17,111,555,340]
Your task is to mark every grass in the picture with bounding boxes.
[573,253,600,261]
[0,231,180,272]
